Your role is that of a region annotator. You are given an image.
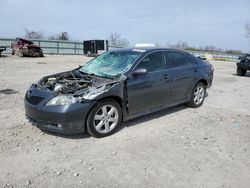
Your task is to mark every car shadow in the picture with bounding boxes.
[118,104,188,131]
[40,129,91,139]
[232,73,250,77]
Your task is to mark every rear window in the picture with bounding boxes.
[164,51,190,69]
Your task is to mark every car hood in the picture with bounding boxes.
[36,70,121,100]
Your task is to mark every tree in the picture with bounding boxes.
[225,50,242,54]
[24,28,44,39]
[166,41,189,50]
[48,35,57,40]
[154,43,162,47]
[57,32,70,40]
[109,33,129,46]
[246,22,250,38]
[48,32,70,41]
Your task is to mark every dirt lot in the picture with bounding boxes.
[0,55,249,188]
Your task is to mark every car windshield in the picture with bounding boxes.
[79,50,142,77]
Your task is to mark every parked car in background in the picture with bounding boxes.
[237,54,250,76]
[194,54,207,60]
[11,38,44,57]
[0,46,6,56]
[25,48,214,137]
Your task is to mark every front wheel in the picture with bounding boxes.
[237,66,246,76]
[39,49,44,57]
[86,99,122,138]
[187,82,206,108]
[18,50,24,57]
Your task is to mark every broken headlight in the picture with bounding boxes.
[46,95,78,106]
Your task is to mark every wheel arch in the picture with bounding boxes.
[196,79,208,87]
[97,96,124,109]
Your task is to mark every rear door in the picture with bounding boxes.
[164,51,197,103]
[126,51,171,114]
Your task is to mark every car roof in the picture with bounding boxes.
[111,47,187,54]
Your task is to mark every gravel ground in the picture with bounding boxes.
[0,55,249,188]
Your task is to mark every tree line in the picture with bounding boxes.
[24,29,70,41]
[24,22,250,53]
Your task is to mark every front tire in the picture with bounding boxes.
[86,99,122,138]
[187,82,206,108]
[18,50,24,57]
[237,66,246,76]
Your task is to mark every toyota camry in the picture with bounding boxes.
[25,48,213,137]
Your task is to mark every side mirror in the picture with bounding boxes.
[132,68,147,76]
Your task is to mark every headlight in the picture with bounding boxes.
[46,95,78,106]
[33,79,40,85]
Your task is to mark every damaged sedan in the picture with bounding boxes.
[11,38,44,57]
[25,48,213,137]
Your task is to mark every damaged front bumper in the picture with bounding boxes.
[24,88,95,134]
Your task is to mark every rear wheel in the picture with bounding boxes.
[18,50,24,57]
[237,66,246,76]
[39,50,44,57]
[187,82,206,108]
[86,99,122,138]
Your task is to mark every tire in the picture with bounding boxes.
[18,50,24,57]
[86,99,122,138]
[237,66,246,76]
[11,50,15,55]
[39,52,44,57]
[187,82,206,108]
[38,49,44,57]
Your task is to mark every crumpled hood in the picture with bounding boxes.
[37,70,119,99]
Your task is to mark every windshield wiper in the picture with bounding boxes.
[78,70,93,76]
[79,69,114,79]
[97,72,115,79]
[78,70,106,78]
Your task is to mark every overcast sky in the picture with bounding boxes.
[0,0,250,52]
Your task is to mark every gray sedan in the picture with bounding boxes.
[25,48,214,137]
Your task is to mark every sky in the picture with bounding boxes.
[0,0,250,52]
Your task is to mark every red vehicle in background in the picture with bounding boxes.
[11,38,44,57]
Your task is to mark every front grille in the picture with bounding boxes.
[26,95,44,105]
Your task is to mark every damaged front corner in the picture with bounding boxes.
[82,83,119,100]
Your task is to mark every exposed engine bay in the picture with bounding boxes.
[37,70,116,97]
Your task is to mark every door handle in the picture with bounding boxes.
[163,74,169,82]
[163,74,169,80]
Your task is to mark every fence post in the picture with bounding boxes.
[57,41,59,54]
[74,43,77,54]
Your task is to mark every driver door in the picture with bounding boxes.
[126,51,171,115]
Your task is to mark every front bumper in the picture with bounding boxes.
[207,78,213,88]
[24,87,95,134]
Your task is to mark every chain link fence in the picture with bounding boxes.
[0,38,84,55]
[0,38,242,61]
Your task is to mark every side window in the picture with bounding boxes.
[136,52,165,72]
[164,51,190,69]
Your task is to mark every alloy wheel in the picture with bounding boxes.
[93,105,119,134]
[193,86,205,105]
